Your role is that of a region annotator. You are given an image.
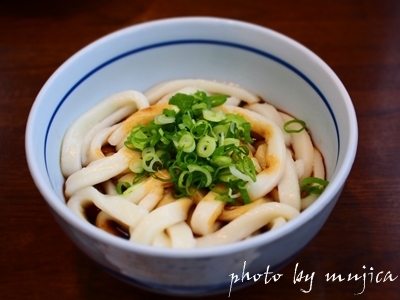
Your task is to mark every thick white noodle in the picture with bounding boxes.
[312,148,325,179]
[102,180,118,195]
[65,147,138,197]
[219,105,287,200]
[72,186,148,228]
[246,103,292,146]
[152,231,172,248]
[81,105,134,166]
[280,113,314,180]
[86,123,121,163]
[130,198,192,245]
[294,159,305,179]
[155,189,176,208]
[116,176,165,209]
[67,194,94,221]
[144,79,260,105]
[268,217,287,229]
[278,149,301,211]
[254,143,268,169]
[225,96,241,106]
[166,221,197,248]
[135,180,165,211]
[196,202,299,247]
[218,198,267,222]
[190,191,226,236]
[61,90,149,177]
[300,194,319,211]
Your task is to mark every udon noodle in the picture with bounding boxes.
[61,79,328,248]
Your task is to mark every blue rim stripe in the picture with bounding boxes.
[45,39,339,174]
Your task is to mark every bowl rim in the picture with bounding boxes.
[25,16,358,258]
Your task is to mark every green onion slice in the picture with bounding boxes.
[203,109,226,122]
[178,133,196,153]
[284,119,306,133]
[196,136,217,158]
[154,114,175,125]
[187,164,213,187]
[301,176,329,197]
[116,181,131,195]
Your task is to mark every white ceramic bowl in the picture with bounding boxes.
[26,17,357,296]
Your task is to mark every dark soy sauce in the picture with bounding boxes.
[84,203,130,240]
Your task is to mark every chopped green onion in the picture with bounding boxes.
[203,109,226,122]
[131,171,147,185]
[181,113,194,130]
[129,159,144,173]
[301,176,329,197]
[191,120,210,139]
[224,138,240,147]
[124,127,148,150]
[209,94,229,107]
[178,134,196,153]
[142,146,155,156]
[212,124,229,137]
[116,181,131,195]
[192,102,208,115]
[123,180,143,195]
[187,164,213,187]
[124,90,260,204]
[237,181,251,204]
[142,152,162,172]
[218,171,239,183]
[178,170,192,194]
[196,136,217,158]
[284,119,306,133]
[154,114,175,124]
[212,156,232,167]
[229,165,254,182]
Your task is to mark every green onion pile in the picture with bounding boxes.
[123,91,256,204]
[119,90,329,204]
